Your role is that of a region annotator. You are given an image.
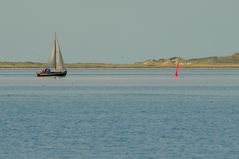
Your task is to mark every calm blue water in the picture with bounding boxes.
[0,68,239,159]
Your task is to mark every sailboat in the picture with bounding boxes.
[173,61,179,77]
[36,34,67,77]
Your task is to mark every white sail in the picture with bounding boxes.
[48,38,56,68]
[56,39,65,70]
[37,34,67,77]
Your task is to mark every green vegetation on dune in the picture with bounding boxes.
[1,53,239,68]
[188,53,239,64]
[137,53,239,68]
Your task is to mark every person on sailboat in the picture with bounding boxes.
[44,67,51,73]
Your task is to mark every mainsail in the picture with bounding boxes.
[47,35,65,71]
[48,38,56,68]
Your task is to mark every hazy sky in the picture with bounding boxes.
[0,0,239,63]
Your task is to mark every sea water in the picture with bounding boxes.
[0,68,239,159]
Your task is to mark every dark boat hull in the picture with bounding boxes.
[37,70,67,77]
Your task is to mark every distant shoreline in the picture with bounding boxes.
[2,52,239,68]
[1,63,239,68]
